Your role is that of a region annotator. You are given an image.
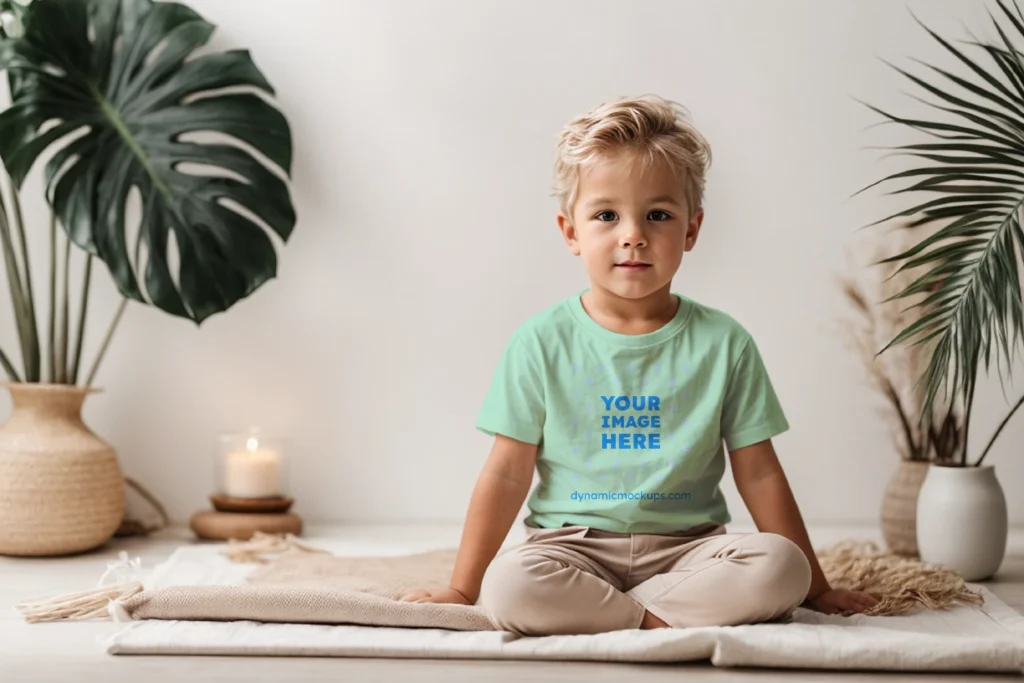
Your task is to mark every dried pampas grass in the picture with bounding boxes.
[837,221,965,463]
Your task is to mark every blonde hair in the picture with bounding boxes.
[553,94,712,220]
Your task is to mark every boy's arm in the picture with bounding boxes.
[727,438,830,600]
[449,434,538,602]
[728,439,880,614]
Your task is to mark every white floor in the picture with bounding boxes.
[2,522,1023,682]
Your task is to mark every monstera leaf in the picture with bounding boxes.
[0,0,295,323]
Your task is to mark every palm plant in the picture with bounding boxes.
[0,0,295,386]
[859,0,1024,467]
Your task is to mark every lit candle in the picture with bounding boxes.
[223,436,281,498]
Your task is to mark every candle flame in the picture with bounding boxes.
[246,437,259,451]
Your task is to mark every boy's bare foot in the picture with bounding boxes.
[640,609,670,629]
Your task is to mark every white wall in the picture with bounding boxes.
[2,0,1021,526]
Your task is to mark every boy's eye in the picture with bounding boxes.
[593,210,673,222]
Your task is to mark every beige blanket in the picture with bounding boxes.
[122,548,495,630]
[115,540,983,630]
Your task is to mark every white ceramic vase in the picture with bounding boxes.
[916,463,1008,581]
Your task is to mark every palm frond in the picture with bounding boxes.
[862,3,1024,432]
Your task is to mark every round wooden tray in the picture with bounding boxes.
[210,494,294,514]
[190,509,302,541]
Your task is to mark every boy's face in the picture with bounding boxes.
[557,150,704,304]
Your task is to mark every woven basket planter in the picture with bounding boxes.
[0,383,124,556]
[880,459,930,557]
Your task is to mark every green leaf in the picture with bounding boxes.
[865,3,1024,430]
[890,65,1024,144]
[900,238,990,271]
[910,11,1024,119]
[860,101,1021,145]
[880,299,958,350]
[0,0,296,324]
[901,180,1022,195]
[867,196,1015,230]
[995,0,1024,46]
[888,141,1024,159]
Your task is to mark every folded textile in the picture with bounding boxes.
[18,534,985,629]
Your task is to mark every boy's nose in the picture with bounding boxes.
[619,231,647,248]
[618,219,647,248]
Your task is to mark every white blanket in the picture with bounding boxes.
[104,541,1024,673]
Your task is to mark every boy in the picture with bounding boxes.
[401,95,878,635]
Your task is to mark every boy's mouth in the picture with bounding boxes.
[616,260,651,270]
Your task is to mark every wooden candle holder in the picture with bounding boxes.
[190,494,302,541]
[210,494,294,514]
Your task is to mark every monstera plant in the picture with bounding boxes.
[0,0,296,557]
[0,0,295,386]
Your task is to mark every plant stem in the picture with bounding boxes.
[975,391,1024,467]
[47,214,56,383]
[0,182,32,381]
[6,177,39,381]
[884,381,921,459]
[61,234,71,383]
[0,345,21,383]
[961,377,976,467]
[70,255,92,385]
[85,298,128,389]
[54,231,71,384]
[8,181,32,298]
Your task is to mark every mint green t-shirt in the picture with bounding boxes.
[475,289,789,534]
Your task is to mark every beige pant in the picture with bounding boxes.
[478,523,812,636]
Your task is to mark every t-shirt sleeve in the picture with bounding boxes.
[721,335,789,451]
[475,331,545,445]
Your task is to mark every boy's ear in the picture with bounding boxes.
[684,209,705,252]
[557,211,581,256]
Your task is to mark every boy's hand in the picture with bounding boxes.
[398,587,473,605]
[805,588,880,615]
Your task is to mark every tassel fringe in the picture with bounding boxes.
[16,582,143,623]
[818,541,984,616]
[221,531,329,564]
[12,533,326,623]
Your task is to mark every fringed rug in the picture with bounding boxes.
[16,533,1024,673]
